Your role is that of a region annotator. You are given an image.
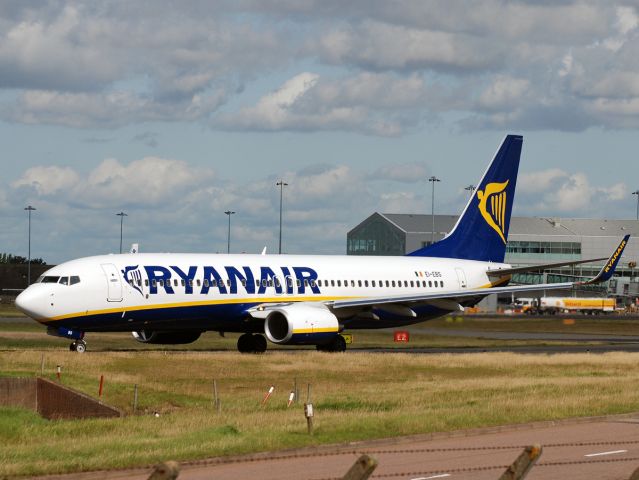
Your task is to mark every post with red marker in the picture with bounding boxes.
[56,365,62,381]
[98,375,104,398]
[287,391,295,407]
[262,385,275,405]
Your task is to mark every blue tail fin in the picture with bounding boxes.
[408,134,523,262]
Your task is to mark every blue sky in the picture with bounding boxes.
[0,1,638,263]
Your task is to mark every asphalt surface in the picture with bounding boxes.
[33,414,639,480]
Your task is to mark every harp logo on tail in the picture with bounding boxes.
[477,180,509,244]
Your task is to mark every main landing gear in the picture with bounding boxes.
[316,335,347,353]
[237,333,267,354]
[69,339,87,353]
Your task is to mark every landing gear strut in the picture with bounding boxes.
[69,339,87,353]
[316,335,347,353]
[237,334,267,354]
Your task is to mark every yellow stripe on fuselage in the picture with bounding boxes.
[48,295,359,322]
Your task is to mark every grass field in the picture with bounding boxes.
[2,350,639,477]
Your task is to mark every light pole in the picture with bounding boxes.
[428,176,441,245]
[633,190,639,220]
[224,210,235,254]
[276,180,288,254]
[24,206,36,285]
[464,184,476,200]
[116,212,127,254]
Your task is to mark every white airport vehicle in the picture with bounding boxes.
[14,135,630,353]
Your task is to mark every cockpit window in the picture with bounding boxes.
[59,277,69,285]
[41,276,60,283]
[70,276,81,285]
[36,276,44,283]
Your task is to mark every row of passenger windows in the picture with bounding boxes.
[130,277,445,289]
[37,275,81,285]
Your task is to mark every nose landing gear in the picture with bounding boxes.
[70,339,87,353]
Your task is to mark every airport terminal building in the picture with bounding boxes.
[347,213,639,307]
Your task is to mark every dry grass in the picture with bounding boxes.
[2,350,639,476]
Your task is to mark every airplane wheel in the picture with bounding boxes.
[331,335,347,352]
[253,335,267,353]
[75,340,87,353]
[237,333,254,353]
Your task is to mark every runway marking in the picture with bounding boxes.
[584,449,627,457]
[411,475,451,480]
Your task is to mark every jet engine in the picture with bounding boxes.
[264,304,340,345]
[131,330,202,344]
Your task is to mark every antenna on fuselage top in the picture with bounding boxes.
[261,246,267,255]
[130,243,139,254]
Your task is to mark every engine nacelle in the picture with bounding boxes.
[131,330,202,344]
[264,304,340,345]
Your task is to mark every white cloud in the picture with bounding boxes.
[518,168,567,194]
[12,166,80,195]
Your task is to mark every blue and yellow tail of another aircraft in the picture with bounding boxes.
[408,134,523,263]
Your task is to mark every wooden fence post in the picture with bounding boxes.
[498,444,542,480]
[341,454,377,480]
[147,461,179,480]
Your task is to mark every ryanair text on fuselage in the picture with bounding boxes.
[123,265,321,296]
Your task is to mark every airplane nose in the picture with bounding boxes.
[15,287,49,321]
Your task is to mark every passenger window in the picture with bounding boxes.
[428,281,432,288]
[422,281,427,287]
[152,280,157,287]
[337,280,341,287]
[365,280,369,287]
[59,277,69,285]
[304,279,309,287]
[197,279,201,287]
[385,280,389,287]
[256,279,260,287]
[268,280,273,287]
[181,279,185,287]
[276,278,281,287]
[331,280,335,287]
[297,279,301,287]
[159,280,164,287]
[174,279,178,287]
[204,279,209,287]
[241,279,247,287]
[145,279,149,287]
[70,276,81,285]
[188,279,193,287]
[212,279,218,287]
[391,280,396,287]
[433,280,438,287]
[441,281,444,288]
[404,280,408,287]
[287,278,293,287]
[371,280,375,287]
[357,280,361,287]
[310,280,316,287]
[410,281,414,288]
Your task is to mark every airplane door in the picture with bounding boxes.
[101,263,123,302]
[455,268,467,289]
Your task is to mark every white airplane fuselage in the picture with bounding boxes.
[17,253,509,334]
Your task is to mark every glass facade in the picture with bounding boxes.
[506,240,581,260]
[347,217,405,256]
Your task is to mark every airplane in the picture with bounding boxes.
[15,135,630,353]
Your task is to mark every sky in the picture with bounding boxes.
[0,0,638,264]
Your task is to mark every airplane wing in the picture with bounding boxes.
[331,234,630,311]
[485,257,607,277]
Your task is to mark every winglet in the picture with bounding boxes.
[580,235,630,285]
